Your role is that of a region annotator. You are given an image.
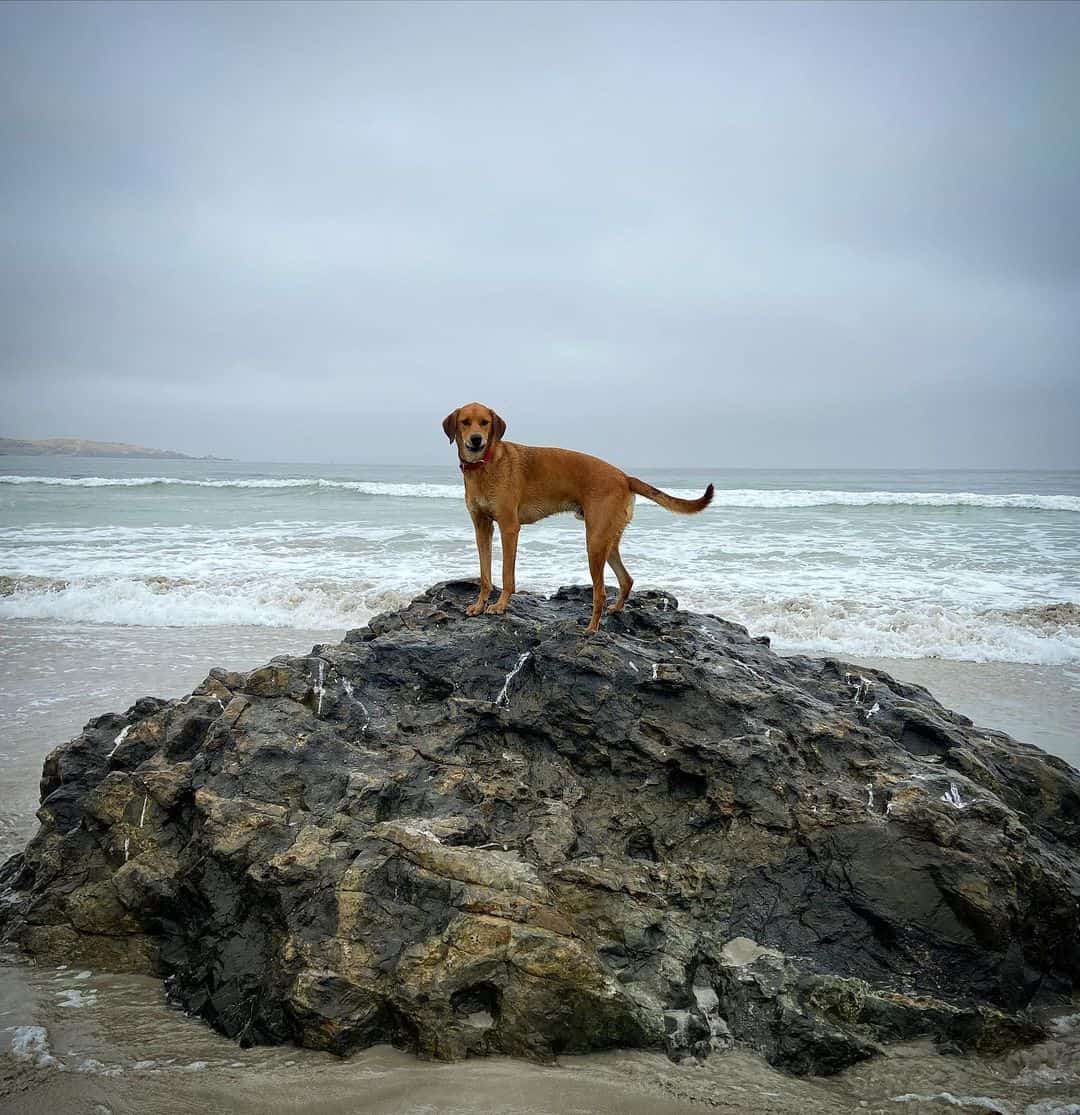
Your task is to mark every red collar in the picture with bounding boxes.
[459,446,493,472]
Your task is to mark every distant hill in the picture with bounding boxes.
[0,437,220,460]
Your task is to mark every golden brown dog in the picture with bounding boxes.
[442,402,714,633]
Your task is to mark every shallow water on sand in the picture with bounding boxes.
[2,956,1079,1114]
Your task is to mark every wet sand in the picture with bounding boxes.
[2,948,1079,1115]
[2,958,1078,1115]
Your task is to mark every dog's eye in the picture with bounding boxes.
[480,419,489,426]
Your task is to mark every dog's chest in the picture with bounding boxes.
[465,478,496,515]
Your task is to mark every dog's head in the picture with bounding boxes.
[442,402,507,460]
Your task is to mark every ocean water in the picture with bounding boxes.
[2,457,1080,1113]
[2,458,1079,662]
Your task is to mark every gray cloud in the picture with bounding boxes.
[1,0,1078,466]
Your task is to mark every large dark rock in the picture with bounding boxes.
[1,582,1077,1074]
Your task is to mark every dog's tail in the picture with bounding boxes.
[628,477,714,515]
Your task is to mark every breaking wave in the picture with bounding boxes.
[0,474,465,499]
[2,474,1078,512]
[708,595,1080,666]
[1,574,1078,663]
[0,575,410,630]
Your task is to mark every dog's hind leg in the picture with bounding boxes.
[585,505,625,633]
[585,537,608,634]
[606,539,633,614]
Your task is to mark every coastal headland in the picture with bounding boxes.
[0,437,221,459]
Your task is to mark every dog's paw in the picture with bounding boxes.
[485,601,508,616]
[465,602,486,616]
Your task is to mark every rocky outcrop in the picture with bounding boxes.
[1,582,1077,1074]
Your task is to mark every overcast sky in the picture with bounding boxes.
[1,1,1078,468]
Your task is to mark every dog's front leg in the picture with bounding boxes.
[487,517,519,615]
[466,514,494,616]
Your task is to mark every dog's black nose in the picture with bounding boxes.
[468,436,483,448]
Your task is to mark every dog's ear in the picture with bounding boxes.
[441,409,459,442]
[491,410,507,441]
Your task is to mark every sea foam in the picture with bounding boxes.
[3,469,1077,664]
[2,474,1078,512]
[1,574,1077,663]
